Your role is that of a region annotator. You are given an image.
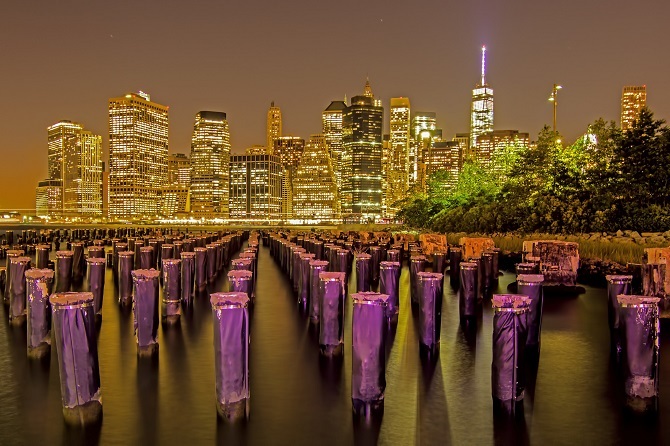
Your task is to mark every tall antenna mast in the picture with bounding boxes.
[481,45,486,86]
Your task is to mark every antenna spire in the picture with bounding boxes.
[481,45,486,86]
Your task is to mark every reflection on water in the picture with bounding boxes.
[1,243,670,445]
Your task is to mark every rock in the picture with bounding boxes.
[630,231,642,239]
[642,232,660,237]
[635,237,647,245]
[649,236,667,245]
[624,230,632,236]
[663,230,670,238]
[616,230,624,237]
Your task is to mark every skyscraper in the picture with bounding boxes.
[387,98,411,215]
[470,46,494,150]
[43,120,102,217]
[476,130,530,168]
[163,153,190,216]
[189,111,230,217]
[342,80,384,220]
[229,154,282,221]
[424,141,462,189]
[621,85,647,131]
[108,92,168,219]
[322,100,347,196]
[168,153,191,187]
[267,101,282,153]
[292,134,340,222]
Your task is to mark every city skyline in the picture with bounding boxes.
[2,0,668,210]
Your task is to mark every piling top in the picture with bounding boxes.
[180,251,196,259]
[116,243,128,249]
[492,294,530,311]
[605,275,633,284]
[11,256,31,265]
[131,269,160,280]
[210,292,249,308]
[517,274,545,285]
[25,268,54,280]
[240,252,256,259]
[86,257,106,265]
[56,250,74,257]
[36,244,50,251]
[319,271,346,282]
[617,295,660,307]
[227,270,253,279]
[482,251,493,258]
[50,291,94,308]
[460,262,478,270]
[386,249,399,254]
[418,272,444,281]
[119,251,134,258]
[351,292,390,305]
[380,261,401,268]
[162,244,174,249]
[232,258,252,266]
[300,253,316,260]
[309,260,329,267]
[355,252,372,260]
[410,255,426,261]
[194,247,207,253]
[162,258,181,266]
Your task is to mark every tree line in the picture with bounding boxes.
[397,109,670,234]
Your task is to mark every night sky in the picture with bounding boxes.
[1,0,668,210]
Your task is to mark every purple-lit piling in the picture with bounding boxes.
[132,269,160,356]
[606,275,632,360]
[86,257,106,321]
[618,295,660,413]
[211,292,250,422]
[319,272,346,356]
[180,252,195,306]
[517,274,545,354]
[432,251,447,275]
[118,251,134,306]
[369,245,382,286]
[206,244,217,283]
[386,249,400,263]
[482,251,494,291]
[71,242,85,283]
[309,260,329,323]
[194,247,208,292]
[351,292,389,416]
[379,261,401,323]
[50,292,102,425]
[515,263,538,275]
[162,258,182,323]
[299,253,315,310]
[26,268,54,358]
[449,247,462,285]
[88,245,104,261]
[336,249,349,279]
[491,294,530,416]
[291,247,307,291]
[133,240,144,269]
[228,270,253,300]
[355,253,372,293]
[410,255,426,306]
[459,262,479,323]
[140,246,154,270]
[418,272,444,357]
[8,256,30,324]
[55,250,73,293]
[36,244,50,269]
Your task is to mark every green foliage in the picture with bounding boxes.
[398,108,670,234]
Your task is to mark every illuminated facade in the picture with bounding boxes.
[621,85,647,131]
[424,141,462,188]
[470,46,494,150]
[322,100,347,196]
[273,136,305,171]
[229,154,282,220]
[189,111,230,217]
[453,133,472,162]
[108,92,168,218]
[35,179,63,219]
[163,153,190,216]
[168,153,191,187]
[342,80,384,220]
[410,112,442,189]
[476,130,530,167]
[387,98,411,215]
[267,102,282,153]
[292,134,340,222]
[45,120,102,217]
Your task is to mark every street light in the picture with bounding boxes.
[548,84,562,132]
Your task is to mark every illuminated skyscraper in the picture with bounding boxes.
[409,112,442,189]
[267,101,282,153]
[470,46,494,150]
[229,154,282,220]
[189,111,230,217]
[35,179,63,219]
[342,80,384,220]
[273,136,304,219]
[245,145,268,155]
[476,130,529,168]
[108,92,168,218]
[453,133,471,162]
[43,120,102,217]
[292,134,340,222]
[163,153,190,216]
[322,100,347,195]
[387,98,411,215]
[621,85,647,131]
[424,141,462,189]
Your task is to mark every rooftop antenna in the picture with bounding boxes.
[481,45,486,86]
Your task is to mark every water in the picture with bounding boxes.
[1,242,669,445]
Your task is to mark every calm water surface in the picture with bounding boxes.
[1,242,669,445]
